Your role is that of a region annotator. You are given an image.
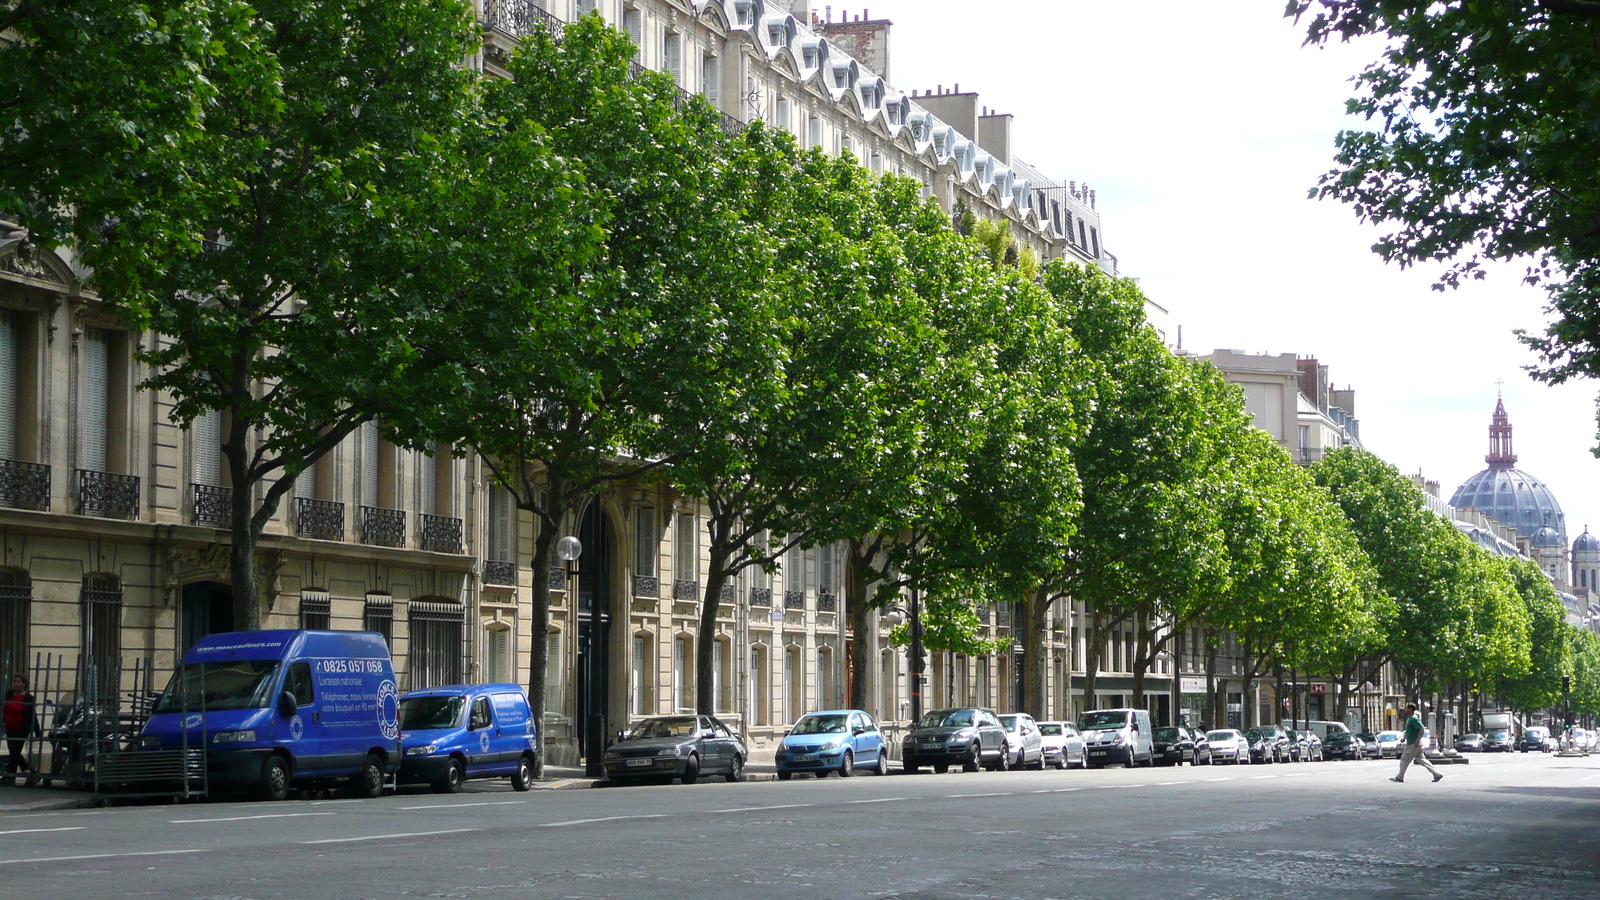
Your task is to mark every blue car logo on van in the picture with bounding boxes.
[289,715,304,741]
[377,680,399,740]
[479,731,490,754]
[184,714,202,729]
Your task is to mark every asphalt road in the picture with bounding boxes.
[0,752,1596,899]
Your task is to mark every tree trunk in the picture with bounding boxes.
[1130,622,1148,710]
[1082,615,1103,711]
[1021,586,1048,719]
[523,483,564,779]
[846,537,873,711]
[1204,637,1219,729]
[695,563,731,715]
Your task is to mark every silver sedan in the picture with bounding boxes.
[1038,721,1087,768]
[1205,728,1252,765]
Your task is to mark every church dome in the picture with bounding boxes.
[1448,399,1568,546]
[1576,529,1600,553]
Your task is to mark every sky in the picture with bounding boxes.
[837,0,1597,545]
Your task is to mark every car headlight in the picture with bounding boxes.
[820,739,842,752]
[212,730,256,744]
[405,744,437,757]
[659,746,687,758]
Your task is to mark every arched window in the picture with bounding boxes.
[408,598,464,690]
[0,569,31,677]
[751,644,770,726]
[81,574,121,698]
[954,654,969,706]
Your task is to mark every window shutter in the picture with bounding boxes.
[545,631,562,711]
[675,508,695,580]
[490,485,513,563]
[702,54,719,104]
[0,311,16,460]
[819,542,833,593]
[296,459,316,499]
[635,506,656,577]
[624,9,642,48]
[193,409,221,487]
[419,447,436,516]
[665,33,682,84]
[713,639,724,712]
[575,0,597,14]
[79,328,109,473]
[360,421,378,508]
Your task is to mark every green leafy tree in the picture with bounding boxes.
[1288,1,1600,437]
[2,0,482,627]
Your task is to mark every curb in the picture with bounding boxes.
[0,796,97,813]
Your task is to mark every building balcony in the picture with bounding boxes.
[784,590,805,610]
[632,575,660,598]
[548,566,568,591]
[483,0,563,40]
[817,590,837,613]
[77,469,139,519]
[673,579,699,601]
[360,506,406,548]
[483,559,516,586]
[0,459,49,510]
[749,587,772,607]
[418,514,463,553]
[296,497,345,541]
[192,483,231,528]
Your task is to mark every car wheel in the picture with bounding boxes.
[1055,754,1067,770]
[874,752,889,777]
[353,753,385,799]
[838,750,854,778]
[778,770,793,781]
[725,754,744,783]
[933,763,949,774]
[681,754,699,785]
[962,743,981,773]
[433,757,466,794]
[259,755,291,802]
[994,746,1010,772]
[511,755,535,792]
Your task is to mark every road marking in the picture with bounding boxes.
[1029,787,1083,794]
[1205,778,1235,783]
[170,812,336,824]
[1582,774,1598,781]
[0,849,208,866]
[842,797,907,804]
[301,828,479,845]
[1278,772,1307,777]
[396,801,523,811]
[1155,781,1186,785]
[708,804,812,814]
[0,827,85,836]
[1249,775,1278,780]
[540,815,665,829]
[946,792,1013,798]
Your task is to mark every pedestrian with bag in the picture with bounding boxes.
[3,674,42,785]
[1391,702,1443,783]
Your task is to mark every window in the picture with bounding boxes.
[418,447,437,517]
[955,654,968,706]
[663,32,682,84]
[81,575,121,699]
[817,645,833,710]
[786,541,804,594]
[713,637,729,712]
[673,634,693,712]
[574,0,598,14]
[701,54,719,104]
[0,570,31,678]
[785,646,802,725]
[0,311,16,460]
[484,625,511,683]
[299,589,331,630]
[545,631,563,713]
[632,633,652,716]
[635,506,656,578]
[880,649,896,721]
[192,409,222,488]
[285,662,314,706]
[408,600,464,690]
[1090,227,1100,258]
[775,96,790,133]
[977,656,990,707]
[79,328,110,472]
[751,646,769,725]
[818,542,833,595]
[295,458,317,500]
[807,115,822,150]
[363,593,393,647]
[623,9,642,48]
[674,508,696,584]
[488,485,514,563]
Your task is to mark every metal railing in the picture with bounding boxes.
[0,458,49,509]
[192,483,231,528]
[77,469,139,518]
[817,590,837,612]
[673,579,699,601]
[296,497,345,541]
[483,559,516,585]
[750,587,772,607]
[482,0,563,40]
[548,566,568,591]
[418,514,463,553]
[784,590,805,610]
[361,505,406,547]
[633,574,660,598]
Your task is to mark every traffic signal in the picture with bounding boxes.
[1563,674,1572,693]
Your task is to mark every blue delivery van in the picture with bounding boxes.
[398,684,538,793]
[140,630,401,800]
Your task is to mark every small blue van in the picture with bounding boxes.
[397,684,537,792]
[140,630,401,800]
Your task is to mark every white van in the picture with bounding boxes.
[1078,708,1154,768]
[1287,720,1351,741]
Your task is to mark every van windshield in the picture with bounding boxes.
[1078,711,1130,732]
[152,661,281,714]
[399,696,464,731]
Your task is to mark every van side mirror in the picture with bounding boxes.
[277,691,297,719]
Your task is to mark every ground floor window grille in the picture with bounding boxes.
[299,590,331,630]
[408,601,464,690]
[363,594,393,647]
[81,575,122,700]
[0,570,30,678]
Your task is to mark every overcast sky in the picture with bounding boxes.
[841,0,1597,546]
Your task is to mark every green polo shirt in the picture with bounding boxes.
[1404,713,1424,745]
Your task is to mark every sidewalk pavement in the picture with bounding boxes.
[0,761,786,813]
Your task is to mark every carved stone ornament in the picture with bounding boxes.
[0,240,74,291]
[163,542,232,605]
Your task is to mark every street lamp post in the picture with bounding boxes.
[557,535,600,777]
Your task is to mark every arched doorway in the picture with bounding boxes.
[575,502,612,762]
[181,580,234,654]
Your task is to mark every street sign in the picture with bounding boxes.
[1310,683,1325,694]
[1179,676,1206,694]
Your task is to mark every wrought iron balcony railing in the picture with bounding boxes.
[483,559,516,586]
[784,590,805,610]
[633,575,659,598]
[77,469,139,518]
[817,590,837,613]
[296,498,345,541]
[720,584,736,604]
[749,587,772,607]
[548,566,568,591]
[361,506,406,548]
[978,607,991,625]
[483,0,563,40]
[418,514,463,553]
[673,579,699,601]
[0,459,49,510]
[192,483,232,528]
[997,603,1012,627]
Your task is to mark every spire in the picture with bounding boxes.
[1486,397,1517,466]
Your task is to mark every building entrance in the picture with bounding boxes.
[181,581,234,654]
[575,504,612,762]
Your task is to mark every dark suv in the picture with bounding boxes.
[1516,726,1552,752]
[902,708,1008,774]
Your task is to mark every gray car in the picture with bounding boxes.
[602,715,746,784]
[998,713,1046,770]
[901,707,1009,773]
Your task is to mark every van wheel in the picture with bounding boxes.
[433,758,466,794]
[354,753,385,798]
[511,755,535,792]
[259,756,291,801]
[680,754,699,785]
[778,770,793,780]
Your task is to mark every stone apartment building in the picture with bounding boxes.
[0,0,1153,770]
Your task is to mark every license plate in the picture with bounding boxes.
[625,758,653,767]
[919,742,940,749]
[1089,749,1107,755]
[792,754,817,762]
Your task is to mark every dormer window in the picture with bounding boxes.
[804,49,816,68]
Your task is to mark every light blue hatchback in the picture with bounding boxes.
[774,709,889,779]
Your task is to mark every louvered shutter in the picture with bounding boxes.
[665,33,682,84]
[193,409,221,487]
[296,459,316,499]
[419,447,436,516]
[624,9,642,48]
[0,311,16,460]
[360,421,378,508]
[819,542,833,593]
[79,329,109,472]
[491,485,513,562]
[635,506,656,577]
[702,54,719,104]
[675,508,695,580]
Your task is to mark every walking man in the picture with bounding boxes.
[1391,702,1443,783]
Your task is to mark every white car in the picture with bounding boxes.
[997,713,1046,770]
[1037,721,1087,769]
[1373,730,1405,758]
[1205,729,1252,765]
